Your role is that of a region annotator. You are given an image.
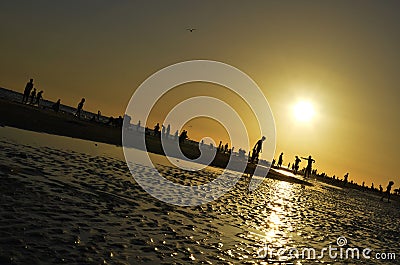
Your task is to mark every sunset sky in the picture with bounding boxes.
[1,1,399,187]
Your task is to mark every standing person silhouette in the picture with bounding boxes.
[161,125,166,137]
[75,98,85,118]
[34,90,43,106]
[301,155,315,178]
[22,78,34,104]
[29,88,37,104]
[380,181,394,202]
[166,124,171,139]
[250,136,266,163]
[52,99,61,112]
[179,130,188,143]
[277,152,284,168]
[22,78,33,103]
[343,173,349,183]
[293,156,302,174]
[153,123,160,136]
[218,141,222,152]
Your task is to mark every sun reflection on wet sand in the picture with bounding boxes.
[1,127,399,264]
[263,181,294,245]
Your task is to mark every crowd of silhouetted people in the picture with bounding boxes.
[22,79,44,107]
[21,78,125,127]
[269,150,397,202]
[19,78,398,202]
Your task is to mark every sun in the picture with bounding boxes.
[293,101,315,122]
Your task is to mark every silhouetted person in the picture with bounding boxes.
[166,124,171,138]
[224,143,228,153]
[218,141,222,152]
[29,88,37,104]
[174,130,179,140]
[97,110,101,121]
[250,136,266,163]
[22,78,34,104]
[34,90,43,106]
[271,159,276,167]
[343,173,349,183]
[154,123,160,136]
[277,152,284,168]
[75,98,85,118]
[179,130,188,143]
[293,156,301,174]
[380,181,394,202]
[379,185,383,193]
[162,125,166,136]
[52,99,61,112]
[301,155,315,178]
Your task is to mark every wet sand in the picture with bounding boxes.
[0,131,398,264]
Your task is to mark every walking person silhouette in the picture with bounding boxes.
[22,78,34,104]
[301,155,315,178]
[277,152,284,168]
[153,123,160,136]
[75,98,85,118]
[293,156,302,174]
[380,181,394,202]
[52,99,61,112]
[29,88,37,104]
[250,136,266,163]
[34,90,43,106]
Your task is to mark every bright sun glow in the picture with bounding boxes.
[293,101,315,122]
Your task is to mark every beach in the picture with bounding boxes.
[0,127,398,264]
[2,2,400,263]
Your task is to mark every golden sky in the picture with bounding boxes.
[0,1,399,187]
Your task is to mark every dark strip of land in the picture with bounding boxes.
[0,98,312,186]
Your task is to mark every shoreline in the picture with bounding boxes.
[0,98,312,186]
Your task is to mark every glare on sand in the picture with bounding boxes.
[293,101,315,122]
